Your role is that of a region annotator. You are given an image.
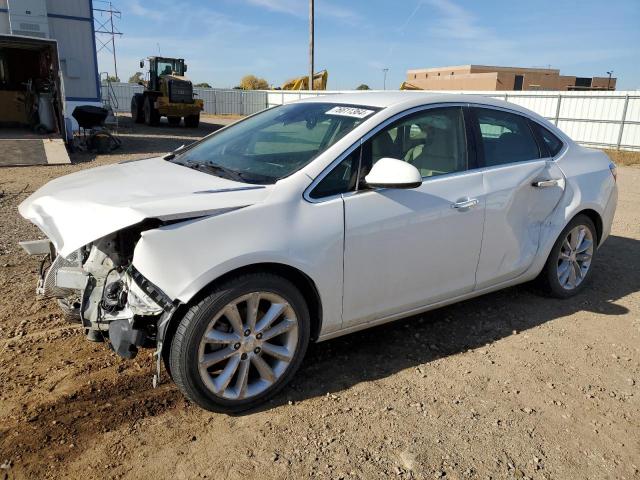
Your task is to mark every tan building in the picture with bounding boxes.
[405,65,616,91]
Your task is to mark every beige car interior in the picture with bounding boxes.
[369,108,467,178]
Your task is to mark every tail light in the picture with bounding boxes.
[609,163,617,183]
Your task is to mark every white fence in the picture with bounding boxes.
[103,82,267,116]
[268,90,640,151]
[104,83,639,151]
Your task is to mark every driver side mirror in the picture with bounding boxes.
[184,64,188,72]
[139,60,144,68]
[364,158,422,189]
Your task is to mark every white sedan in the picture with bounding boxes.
[19,92,618,412]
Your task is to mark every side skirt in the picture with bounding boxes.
[316,269,539,343]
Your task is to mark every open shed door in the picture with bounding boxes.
[0,34,69,166]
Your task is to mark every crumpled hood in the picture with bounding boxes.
[19,157,271,257]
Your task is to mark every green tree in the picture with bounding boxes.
[194,82,212,88]
[356,84,370,90]
[239,74,269,90]
[106,75,120,82]
[128,72,144,84]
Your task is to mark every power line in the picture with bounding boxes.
[93,1,123,79]
[309,0,314,91]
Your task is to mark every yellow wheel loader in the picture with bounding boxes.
[131,57,204,128]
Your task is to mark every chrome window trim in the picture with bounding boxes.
[304,102,469,204]
[466,156,549,175]
[340,166,484,201]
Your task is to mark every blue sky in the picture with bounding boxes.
[95,0,640,90]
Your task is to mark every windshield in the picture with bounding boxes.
[157,58,184,76]
[172,102,379,184]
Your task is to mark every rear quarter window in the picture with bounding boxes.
[534,123,564,157]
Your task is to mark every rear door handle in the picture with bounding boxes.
[532,179,561,188]
[451,198,479,210]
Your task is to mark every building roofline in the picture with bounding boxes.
[407,64,472,73]
[407,64,561,74]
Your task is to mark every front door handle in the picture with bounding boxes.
[451,198,479,210]
[532,179,561,188]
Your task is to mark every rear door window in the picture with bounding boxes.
[474,108,541,167]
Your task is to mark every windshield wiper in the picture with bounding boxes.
[171,159,275,184]
[198,163,249,183]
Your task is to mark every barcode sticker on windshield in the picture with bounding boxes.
[325,106,374,118]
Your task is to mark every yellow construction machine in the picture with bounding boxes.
[131,57,204,127]
[399,81,423,90]
[282,70,328,90]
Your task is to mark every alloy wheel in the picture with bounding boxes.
[197,292,299,400]
[556,225,594,290]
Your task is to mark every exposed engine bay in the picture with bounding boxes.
[21,221,173,362]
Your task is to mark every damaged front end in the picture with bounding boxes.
[17,157,273,388]
[20,223,175,366]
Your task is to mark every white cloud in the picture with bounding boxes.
[245,0,359,22]
[422,0,509,44]
[245,0,301,16]
[127,0,166,22]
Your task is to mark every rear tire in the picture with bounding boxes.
[184,114,200,128]
[131,94,144,123]
[169,273,310,413]
[168,116,181,126]
[536,214,597,298]
[144,96,160,126]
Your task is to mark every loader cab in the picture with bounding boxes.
[141,57,187,92]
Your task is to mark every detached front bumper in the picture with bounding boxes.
[19,239,172,359]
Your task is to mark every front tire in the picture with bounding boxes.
[131,94,144,123]
[184,113,200,128]
[537,214,597,298]
[144,96,160,126]
[169,273,310,412]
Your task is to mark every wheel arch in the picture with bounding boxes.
[573,208,603,245]
[160,262,324,374]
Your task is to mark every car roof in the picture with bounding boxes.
[298,91,539,118]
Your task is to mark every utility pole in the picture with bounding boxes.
[382,68,389,90]
[309,0,314,91]
[606,70,613,90]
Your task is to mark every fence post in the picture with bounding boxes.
[504,92,508,102]
[616,94,630,150]
[554,93,562,126]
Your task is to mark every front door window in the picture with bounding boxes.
[362,106,468,180]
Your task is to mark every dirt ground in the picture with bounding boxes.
[0,119,638,480]
[604,149,640,167]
